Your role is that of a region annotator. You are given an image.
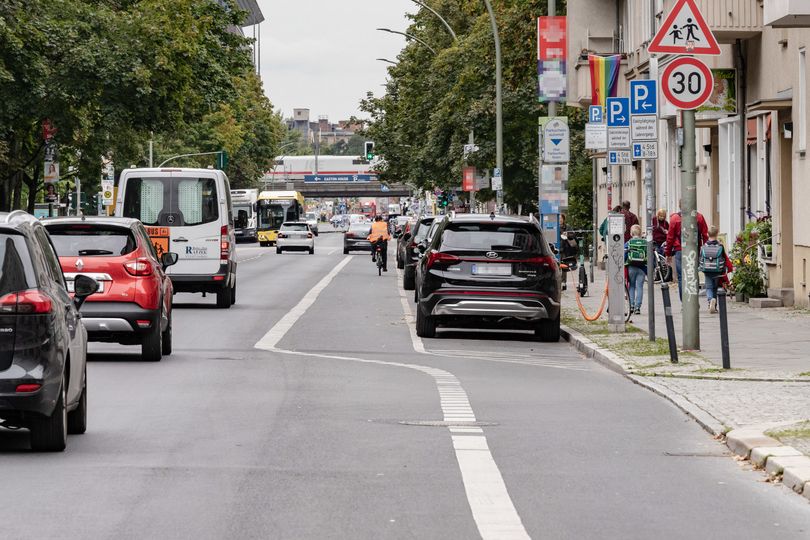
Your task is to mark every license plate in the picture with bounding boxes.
[67,280,105,293]
[471,263,512,276]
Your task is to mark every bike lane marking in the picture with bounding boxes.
[254,256,530,540]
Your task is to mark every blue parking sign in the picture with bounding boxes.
[606,97,630,127]
[630,80,658,115]
[588,106,603,124]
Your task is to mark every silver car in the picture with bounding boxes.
[305,212,319,236]
[276,222,315,255]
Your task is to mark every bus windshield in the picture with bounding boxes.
[258,200,299,231]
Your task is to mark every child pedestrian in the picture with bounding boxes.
[624,224,647,315]
[699,225,734,314]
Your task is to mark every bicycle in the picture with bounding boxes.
[371,238,386,276]
[559,231,589,297]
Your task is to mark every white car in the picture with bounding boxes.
[276,222,315,254]
[304,212,320,236]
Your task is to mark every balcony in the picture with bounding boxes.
[764,0,810,27]
[659,0,762,43]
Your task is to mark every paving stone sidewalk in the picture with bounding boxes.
[561,265,810,455]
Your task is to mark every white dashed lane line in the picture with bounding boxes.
[255,256,530,540]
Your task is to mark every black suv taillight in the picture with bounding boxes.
[0,290,53,314]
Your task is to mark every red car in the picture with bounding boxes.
[44,217,178,361]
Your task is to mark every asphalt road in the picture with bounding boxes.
[0,233,808,539]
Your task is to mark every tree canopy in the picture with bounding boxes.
[0,0,284,211]
[360,0,591,224]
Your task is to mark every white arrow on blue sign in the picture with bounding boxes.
[588,106,603,124]
[630,80,658,115]
[606,97,630,127]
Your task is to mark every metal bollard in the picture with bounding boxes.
[660,282,679,364]
[718,288,731,369]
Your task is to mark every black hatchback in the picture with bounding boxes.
[398,215,435,291]
[0,211,98,451]
[413,214,561,341]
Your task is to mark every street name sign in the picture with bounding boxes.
[661,56,713,110]
[304,174,374,183]
[608,127,631,148]
[585,123,607,150]
[648,0,721,56]
[631,115,657,141]
[630,80,658,115]
[633,142,658,160]
[540,117,570,163]
[606,97,630,127]
[608,150,632,165]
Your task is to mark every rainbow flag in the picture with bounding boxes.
[588,54,621,108]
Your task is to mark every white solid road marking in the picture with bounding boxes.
[254,257,530,539]
[255,256,353,350]
[397,283,530,540]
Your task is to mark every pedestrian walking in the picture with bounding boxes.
[699,225,733,314]
[665,199,709,300]
[621,201,639,242]
[652,208,669,255]
[625,224,647,314]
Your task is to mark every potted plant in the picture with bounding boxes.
[729,222,766,300]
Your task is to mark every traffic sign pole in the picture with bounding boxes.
[646,56,659,342]
[682,109,699,351]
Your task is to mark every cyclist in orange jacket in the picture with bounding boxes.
[367,215,391,271]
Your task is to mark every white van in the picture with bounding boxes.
[115,168,237,308]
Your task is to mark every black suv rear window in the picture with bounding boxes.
[47,225,137,257]
[0,234,36,295]
[440,222,547,254]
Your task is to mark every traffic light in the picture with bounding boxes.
[437,191,448,208]
[364,141,375,161]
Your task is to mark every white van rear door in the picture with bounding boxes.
[169,176,223,276]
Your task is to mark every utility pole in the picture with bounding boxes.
[482,0,503,212]
[682,109,700,350]
[149,132,154,167]
[646,57,659,341]
[538,0,557,226]
[468,130,477,211]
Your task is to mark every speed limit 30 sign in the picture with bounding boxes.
[661,57,712,110]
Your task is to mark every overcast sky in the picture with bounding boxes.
[256,0,414,122]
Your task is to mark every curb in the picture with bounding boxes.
[560,325,726,436]
[560,324,810,501]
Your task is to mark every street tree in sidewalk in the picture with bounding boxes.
[361,1,584,213]
[0,0,279,210]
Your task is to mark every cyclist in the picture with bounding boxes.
[367,215,391,271]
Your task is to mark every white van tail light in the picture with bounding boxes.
[221,225,230,261]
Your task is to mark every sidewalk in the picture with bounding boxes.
[564,265,810,377]
[560,264,810,489]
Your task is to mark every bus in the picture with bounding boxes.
[230,188,258,242]
[257,190,305,247]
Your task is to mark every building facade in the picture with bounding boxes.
[568,0,810,307]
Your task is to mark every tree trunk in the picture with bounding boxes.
[26,163,40,215]
[12,170,22,210]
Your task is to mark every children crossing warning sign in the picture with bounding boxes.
[648,0,720,56]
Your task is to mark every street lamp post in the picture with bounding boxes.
[377,28,437,55]
[376,58,397,65]
[409,0,457,41]
[481,0,503,212]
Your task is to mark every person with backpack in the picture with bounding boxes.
[665,199,709,300]
[700,225,733,314]
[624,224,647,315]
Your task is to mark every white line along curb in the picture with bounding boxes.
[255,257,530,540]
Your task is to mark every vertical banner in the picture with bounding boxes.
[462,166,476,192]
[588,54,622,108]
[43,141,59,185]
[537,16,567,102]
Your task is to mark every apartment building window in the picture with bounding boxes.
[795,48,807,154]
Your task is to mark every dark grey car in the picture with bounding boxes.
[399,216,436,290]
[0,212,98,451]
[343,223,372,254]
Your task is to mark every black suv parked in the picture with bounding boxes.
[398,215,435,291]
[0,212,98,451]
[413,214,561,341]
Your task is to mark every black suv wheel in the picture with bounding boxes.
[534,314,560,342]
[30,377,67,452]
[415,305,436,338]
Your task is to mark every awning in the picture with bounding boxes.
[746,115,772,145]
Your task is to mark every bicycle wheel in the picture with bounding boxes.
[624,285,633,323]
